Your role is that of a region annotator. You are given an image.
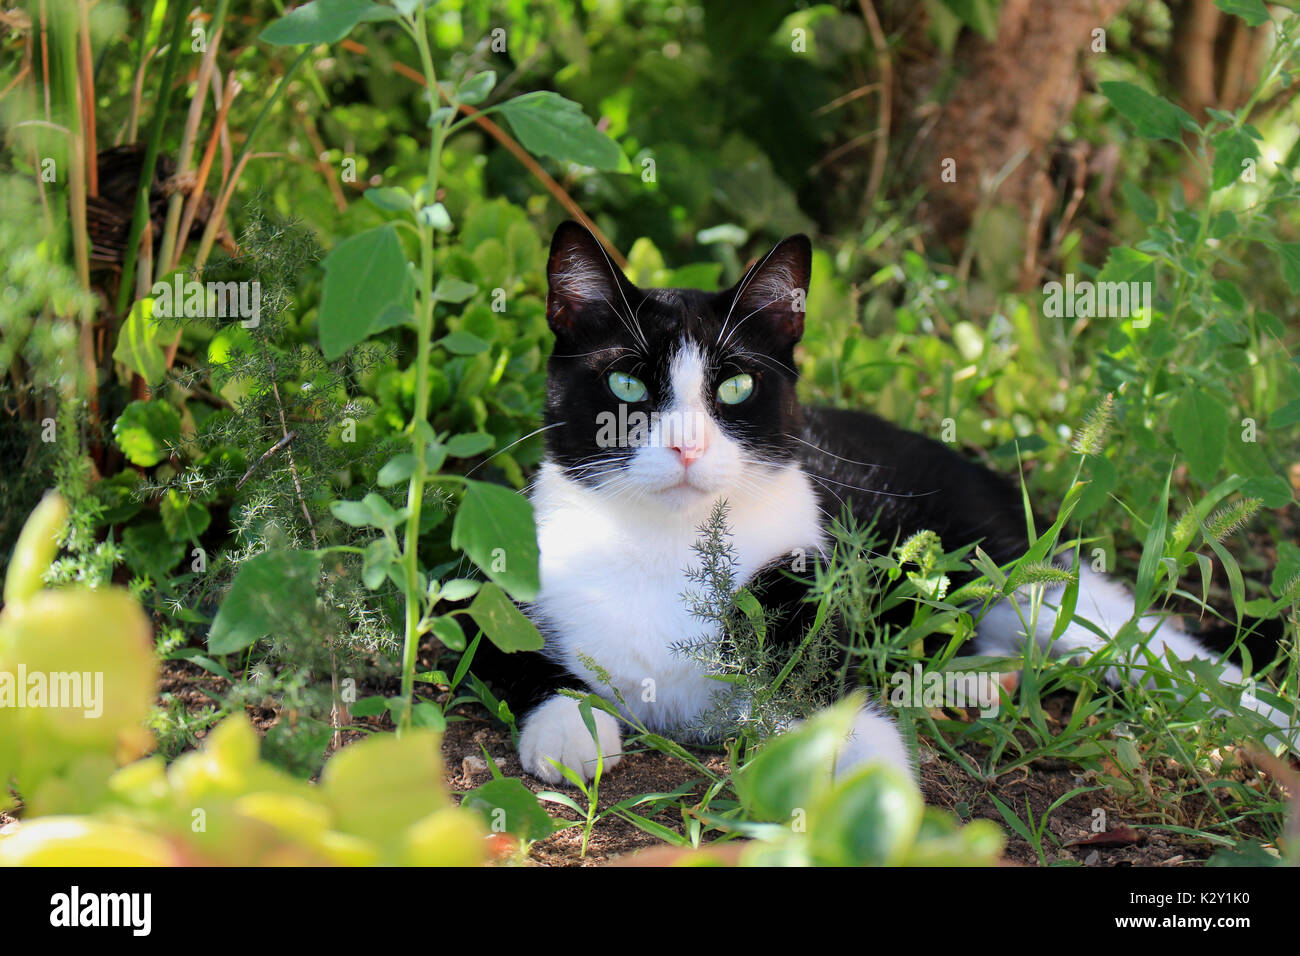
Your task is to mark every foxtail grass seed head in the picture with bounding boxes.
[1204,498,1261,543]
[1071,393,1114,456]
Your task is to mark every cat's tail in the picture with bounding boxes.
[974,565,1298,754]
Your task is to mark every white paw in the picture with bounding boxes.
[833,702,915,781]
[518,694,623,785]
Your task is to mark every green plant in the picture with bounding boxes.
[0,493,487,866]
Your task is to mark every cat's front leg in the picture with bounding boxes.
[518,694,624,784]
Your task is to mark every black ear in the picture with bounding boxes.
[725,235,811,345]
[546,221,631,333]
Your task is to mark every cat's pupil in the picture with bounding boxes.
[608,371,647,403]
[717,373,754,405]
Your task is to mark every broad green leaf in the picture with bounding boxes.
[377,453,417,487]
[451,480,539,600]
[430,615,466,651]
[432,276,478,303]
[1215,0,1270,27]
[209,550,320,655]
[160,490,210,541]
[1211,127,1259,191]
[1100,81,1196,142]
[808,764,923,866]
[1270,398,1300,429]
[362,538,396,589]
[1275,243,1300,294]
[465,582,544,652]
[1170,389,1228,483]
[497,91,623,170]
[735,700,857,821]
[362,492,402,532]
[363,186,414,212]
[463,778,555,841]
[330,499,374,527]
[440,330,490,354]
[260,0,397,46]
[439,578,481,602]
[456,70,497,106]
[318,225,413,360]
[113,400,181,467]
[112,297,167,387]
[445,432,494,457]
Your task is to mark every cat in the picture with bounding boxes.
[470,220,1296,786]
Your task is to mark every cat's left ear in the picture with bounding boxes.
[727,235,811,344]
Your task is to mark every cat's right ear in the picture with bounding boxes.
[546,221,630,333]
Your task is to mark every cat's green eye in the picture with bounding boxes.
[608,371,648,403]
[717,373,755,405]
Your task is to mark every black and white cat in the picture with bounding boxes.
[475,221,1295,786]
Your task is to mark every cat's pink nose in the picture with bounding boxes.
[670,438,708,466]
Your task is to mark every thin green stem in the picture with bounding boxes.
[395,10,457,734]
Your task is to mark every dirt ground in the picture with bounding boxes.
[433,702,1245,867]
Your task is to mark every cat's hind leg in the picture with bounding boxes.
[973,565,1297,753]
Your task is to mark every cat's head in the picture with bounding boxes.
[541,220,810,507]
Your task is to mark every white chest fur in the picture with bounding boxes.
[528,460,825,733]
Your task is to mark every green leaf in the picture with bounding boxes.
[445,432,495,457]
[377,453,417,486]
[349,695,387,717]
[1120,181,1157,224]
[112,297,167,387]
[160,490,210,541]
[1100,81,1197,142]
[209,550,319,655]
[808,764,923,866]
[362,538,396,589]
[361,492,402,532]
[430,615,466,651]
[463,778,555,841]
[113,399,181,467]
[432,276,478,303]
[735,701,857,821]
[465,581,544,652]
[439,330,490,355]
[1211,127,1260,191]
[1214,0,1270,27]
[456,70,497,105]
[1270,398,1300,429]
[451,480,540,600]
[411,701,446,730]
[497,91,623,170]
[1170,389,1228,483]
[1275,243,1300,294]
[260,0,397,46]
[318,225,413,360]
[122,522,185,578]
[439,578,481,602]
[363,186,414,212]
[330,499,374,527]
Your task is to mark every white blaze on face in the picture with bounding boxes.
[627,338,742,497]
